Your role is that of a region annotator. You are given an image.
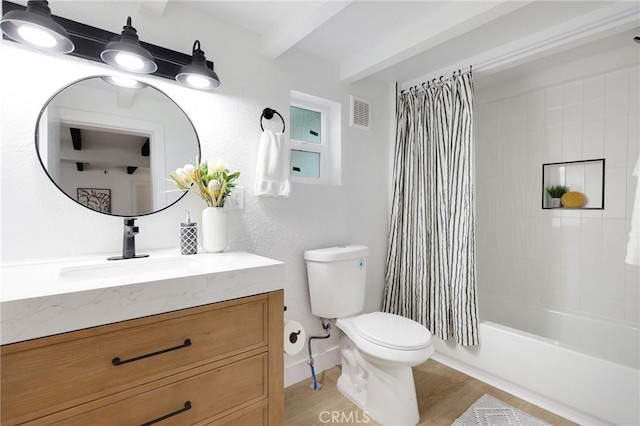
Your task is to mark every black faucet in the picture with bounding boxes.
[108,218,149,260]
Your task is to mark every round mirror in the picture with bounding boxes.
[35,76,200,216]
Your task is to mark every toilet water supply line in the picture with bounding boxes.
[307,318,331,390]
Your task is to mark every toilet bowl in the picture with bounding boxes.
[304,246,434,426]
[336,312,433,426]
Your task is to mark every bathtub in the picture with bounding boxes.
[478,293,639,369]
[432,294,639,425]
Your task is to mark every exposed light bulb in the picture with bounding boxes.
[110,76,141,88]
[186,74,210,88]
[17,23,57,48]
[114,52,145,71]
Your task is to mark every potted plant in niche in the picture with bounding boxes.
[546,185,569,208]
[169,159,240,253]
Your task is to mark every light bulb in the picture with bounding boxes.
[114,52,145,71]
[110,76,140,87]
[186,74,211,89]
[17,24,57,48]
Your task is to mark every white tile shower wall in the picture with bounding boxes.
[475,66,640,325]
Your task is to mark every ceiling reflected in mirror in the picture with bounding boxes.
[36,76,201,217]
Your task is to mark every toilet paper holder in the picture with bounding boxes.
[289,329,301,344]
[284,306,302,344]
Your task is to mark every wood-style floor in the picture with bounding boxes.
[285,360,576,426]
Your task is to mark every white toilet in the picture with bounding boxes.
[304,245,434,426]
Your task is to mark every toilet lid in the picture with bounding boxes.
[352,312,432,350]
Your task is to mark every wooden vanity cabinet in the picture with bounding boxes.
[1,290,284,425]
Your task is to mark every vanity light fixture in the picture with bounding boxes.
[175,40,221,90]
[100,16,157,74]
[3,1,220,89]
[0,0,74,53]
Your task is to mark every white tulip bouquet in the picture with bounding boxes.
[169,159,240,207]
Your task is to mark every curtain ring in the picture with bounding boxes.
[260,108,285,132]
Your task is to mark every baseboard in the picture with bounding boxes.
[285,345,341,388]
[431,353,605,426]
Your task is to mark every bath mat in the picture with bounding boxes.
[452,394,549,426]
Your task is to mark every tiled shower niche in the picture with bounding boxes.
[542,158,605,209]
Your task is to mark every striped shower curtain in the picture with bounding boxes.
[382,72,479,346]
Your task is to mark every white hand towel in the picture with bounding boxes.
[625,155,640,265]
[254,130,291,197]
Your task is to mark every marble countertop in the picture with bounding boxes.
[1,250,285,345]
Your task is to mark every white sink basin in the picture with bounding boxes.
[57,256,206,283]
[1,250,283,305]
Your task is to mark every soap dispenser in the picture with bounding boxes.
[180,210,197,255]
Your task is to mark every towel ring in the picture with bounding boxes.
[260,108,286,132]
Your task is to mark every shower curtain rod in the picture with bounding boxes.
[400,65,472,95]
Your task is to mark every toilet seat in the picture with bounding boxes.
[337,313,434,366]
[352,312,432,350]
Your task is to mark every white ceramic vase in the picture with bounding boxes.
[201,207,228,253]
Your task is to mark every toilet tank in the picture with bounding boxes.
[304,245,369,319]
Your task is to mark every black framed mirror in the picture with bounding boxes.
[35,76,200,216]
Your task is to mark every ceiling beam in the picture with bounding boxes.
[60,147,151,168]
[260,1,353,59]
[339,0,533,84]
[70,128,82,150]
[401,1,640,89]
[141,139,150,157]
[474,1,640,75]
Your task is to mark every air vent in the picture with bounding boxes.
[350,96,370,130]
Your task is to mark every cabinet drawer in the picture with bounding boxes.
[57,353,267,425]
[2,297,267,425]
[207,400,268,426]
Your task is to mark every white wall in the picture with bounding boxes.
[57,164,152,216]
[0,2,393,385]
[474,46,640,326]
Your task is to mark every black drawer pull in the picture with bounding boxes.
[112,339,192,366]
[140,401,192,426]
